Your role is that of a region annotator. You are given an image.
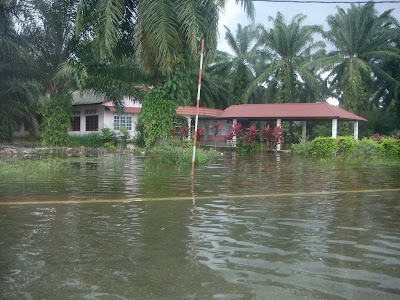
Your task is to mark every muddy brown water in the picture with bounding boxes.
[1,153,400,299]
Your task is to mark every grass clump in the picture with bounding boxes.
[155,144,220,166]
[68,133,102,148]
[0,158,70,181]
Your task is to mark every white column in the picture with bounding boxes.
[277,118,282,151]
[187,117,192,140]
[332,119,337,139]
[302,121,307,143]
[232,119,237,146]
[354,121,359,141]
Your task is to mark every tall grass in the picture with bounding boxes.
[0,158,70,181]
[68,133,102,147]
[155,144,220,166]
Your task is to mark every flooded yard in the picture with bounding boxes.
[1,152,400,299]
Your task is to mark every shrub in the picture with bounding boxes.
[337,136,356,156]
[291,142,311,155]
[310,137,338,156]
[139,89,176,148]
[156,144,219,166]
[41,94,73,146]
[379,137,400,157]
[100,128,118,145]
[119,127,130,145]
[102,142,117,151]
[352,138,383,157]
[68,133,102,147]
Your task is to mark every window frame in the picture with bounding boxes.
[86,115,98,131]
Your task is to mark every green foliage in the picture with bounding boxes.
[68,133,102,148]
[360,107,398,137]
[139,88,176,148]
[308,123,331,139]
[100,127,118,145]
[379,137,400,157]
[310,137,338,156]
[0,158,69,181]
[318,2,400,114]
[235,140,260,153]
[291,142,312,155]
[352,138,383,157]
[102,142,117,151]
[336,136,356,156]
[155,144,219,166]
[164,70,191,106]
[41,94,73,146]
[245,12,327,103]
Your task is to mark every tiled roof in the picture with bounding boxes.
[176,106,224,118]
[72,91,106,105]
[218,103,367,121]
[105,107,141,113]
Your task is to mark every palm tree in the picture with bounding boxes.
[76,0,255,77]
[315,2,400,114]
[213,24,260,105]
[0,1,41,141]
[19,0,80,99]
[245,12,326,103]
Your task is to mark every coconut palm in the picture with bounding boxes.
[315,2,400,114]
[0,1,41,141]
[19,0,80,99]
[76,0,255,76]
[213,24,261,105]
[245,12,326,103]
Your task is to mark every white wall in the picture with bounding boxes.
[70,104,140,138]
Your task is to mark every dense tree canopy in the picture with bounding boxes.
[1,0,399,142]
[313,2,400,114]
[245,12,327,103]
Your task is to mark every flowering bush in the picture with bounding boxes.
[243,125,259,147]
[196,128,205,142]
[264,125,283,149]
[171,125,189,141]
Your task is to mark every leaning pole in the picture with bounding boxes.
[191,39,205,178]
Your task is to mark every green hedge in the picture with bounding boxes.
[380,138,400,157]
[337,136,356,156]
[352,138,383,157]
[292,136,399,158]
[310,137,338,156]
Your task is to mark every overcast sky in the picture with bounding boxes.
[218,0,400,53]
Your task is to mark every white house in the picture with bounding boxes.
[70,92,141,138]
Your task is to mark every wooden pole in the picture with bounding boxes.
[191,39,205,178]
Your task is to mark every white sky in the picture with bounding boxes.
[218,0,400,53]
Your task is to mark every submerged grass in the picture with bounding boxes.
[0,158,70,181]
[155,144,220,166]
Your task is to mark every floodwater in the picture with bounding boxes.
[1,152,400,299]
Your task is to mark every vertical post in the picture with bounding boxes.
[332,119,337,139]
[302,121,307,143]
[187,117,192,140]
[354,121,359,141]
[232,118,237,146]
[191,39,205,178]
[277,118,281,151]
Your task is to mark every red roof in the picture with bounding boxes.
[176,106,223,118]
[106,107,141,113]
[218,103,367,121]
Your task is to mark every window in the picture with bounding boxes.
[71,116,80,131]
[86,115,98,131]
[114,115,132,130]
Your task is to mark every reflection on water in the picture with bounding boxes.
[1,153,400,299]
